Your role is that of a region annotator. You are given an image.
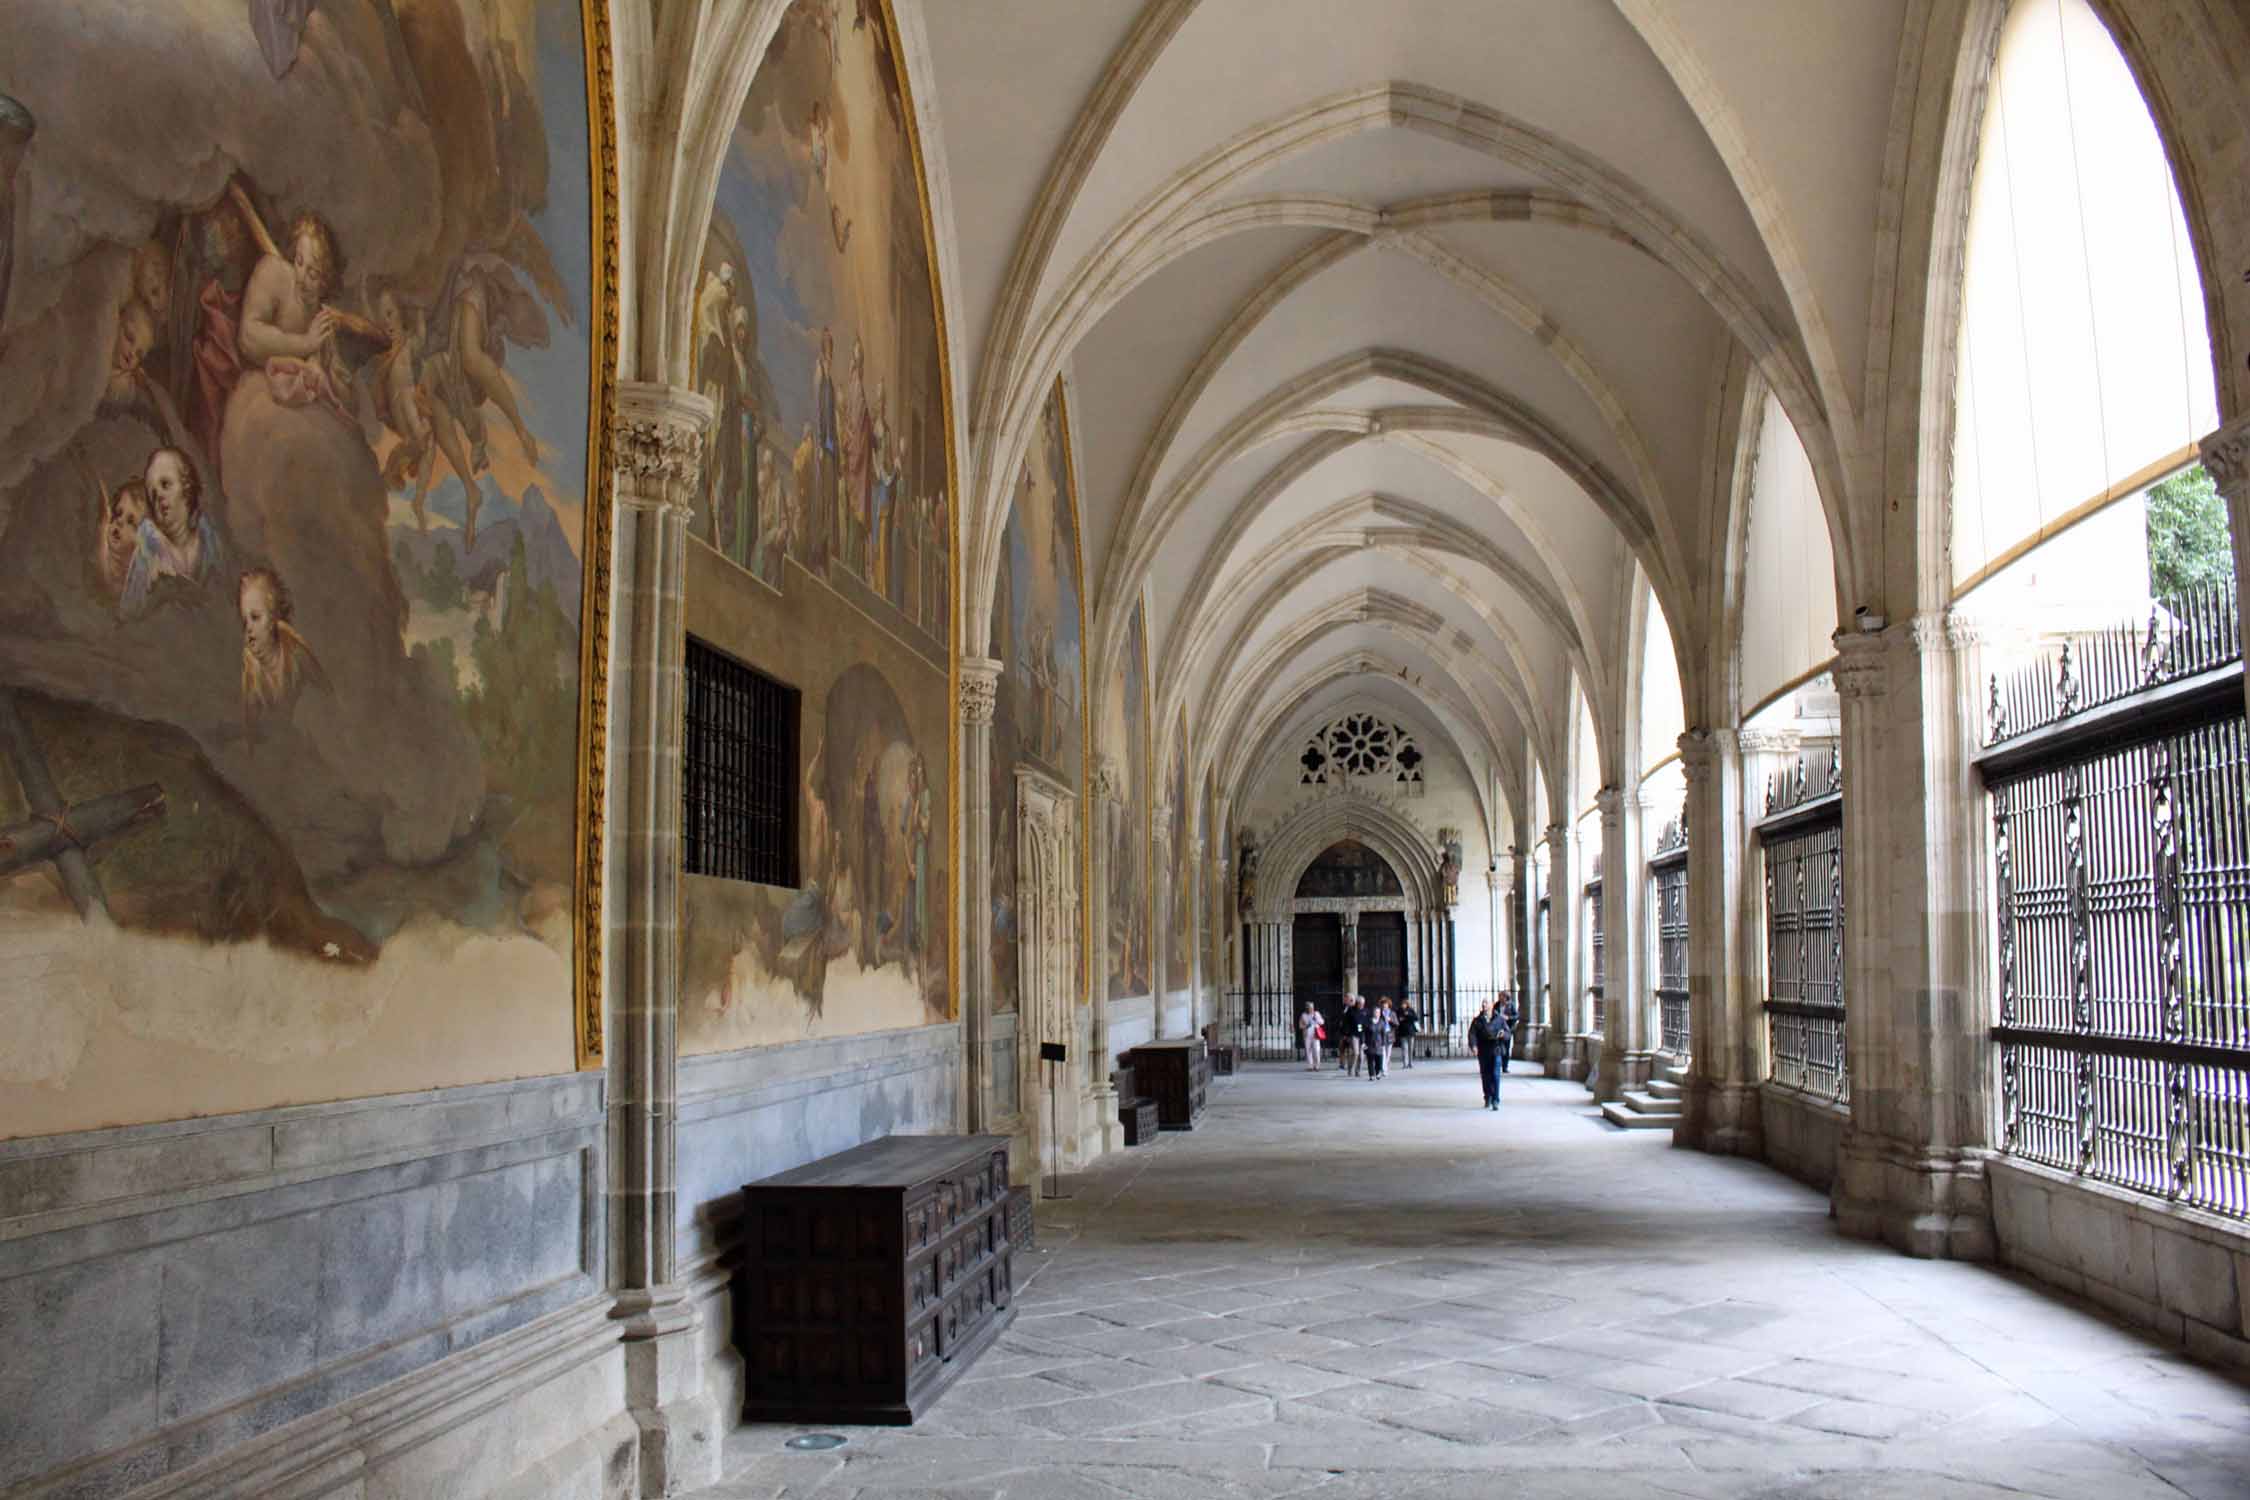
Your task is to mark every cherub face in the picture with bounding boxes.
[292,231,329,302]
[145,451,193,539]
[239,576,278,657]
[111,301,155,376]
[105,485,148,557]
[133,245,170,315]
[376,292,406,341]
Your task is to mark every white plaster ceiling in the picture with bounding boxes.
[917,0,1909,808]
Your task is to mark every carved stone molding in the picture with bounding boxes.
[1831,630,1889,701]
[612,381,715,513]
[959,656,1001,725]
[1737,727,1802,757]
[1677,726,1734,785]
[1595,785,1625,824]
[1543,821,1569,845]
[2198,414,2250,499]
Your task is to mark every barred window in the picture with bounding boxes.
[682,636,799,887]
[1757,748,1847,1102]
[1650,825,1689,1058]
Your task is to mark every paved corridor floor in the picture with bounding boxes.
[697,1061,2250,1499]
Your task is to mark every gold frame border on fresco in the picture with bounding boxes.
[1054,382,1096,1010]
[574,0,621,1069]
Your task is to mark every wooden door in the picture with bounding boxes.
[1357,910,1406,999]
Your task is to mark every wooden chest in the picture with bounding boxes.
[736,1134,1015,1425]
[1119,1095,1160,1146]
[1122,1039,1209,1130]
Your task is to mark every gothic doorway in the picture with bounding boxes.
[1291,912,1341,1001]
[1358,910,1406,998]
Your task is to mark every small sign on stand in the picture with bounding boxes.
[1039,1041,1070,1200]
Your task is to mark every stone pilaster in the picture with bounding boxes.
[1150,800,1174,1038]
[1487,862,1512,990]
[1188,834,1206,1028]
[958,655,1001,1133]
[1510,846,1533,1012]
[1085,755,1123,1152]
[1830,623,1994,1261]
[605,380,721,1495]
[1542,822,1576,1076]
[1595,786,1653,1101]
[1674,727,1760,1155]
[2198,415,2250,724]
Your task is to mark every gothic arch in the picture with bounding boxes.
[1253,788,1446,921]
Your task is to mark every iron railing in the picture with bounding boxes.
[1222,986,1511,1063]
[1981,583,2248,1220]
[1757,749,1846,1102]
[1652,837,1690,1058]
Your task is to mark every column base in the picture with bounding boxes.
[1083,1083,1122,1160]
[1592,1045,1656,1101]
[1673,1078,1763,1157]
[1832,1132,1995,1261]
[1538,1027,1565,1074]
[613,1286,723,1496]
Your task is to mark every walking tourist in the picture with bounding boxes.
[1365,999,1392,1079]
[1396,998,1419,1067]
[1468,1000,1503,1109]
[1496,996,1520,1077]
[1298,998,1324,1070]
[1339,995,1364,1076]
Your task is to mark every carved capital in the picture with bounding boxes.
[612,381,716,515]
[1830,629,1889,701]
[1676,726,1735,785]
[1543,821,1570,845]
[1737,726,1802,757]
[959,656,1001,726]
[2198,414,2250,500]
[1595,784,1626,824]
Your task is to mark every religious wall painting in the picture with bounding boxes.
[987,383,1084,1017]
[676,0,954,1053]
[0,0,613,1130]
[690,0,948,665]
[1104,601,1150,1002]
[1163,711,1189,993]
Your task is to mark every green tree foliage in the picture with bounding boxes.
[2145,465,2235,598]
[424,543,466,612]
[460,533,576,827]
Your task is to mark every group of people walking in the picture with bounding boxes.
[1294,994,1520,1108]
[1299,994,1420,1077]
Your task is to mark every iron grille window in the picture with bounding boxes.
[1585,880,1605,1034]
[682,636,799,887]
[1980,584,2247,1220]
[1757,753,1846,1102]
[1651,849,1690,1057]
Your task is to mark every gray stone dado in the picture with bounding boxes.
[1758,1084,1848,1193]
[0,1073,609,1498]
[1105,994,1155,1063]
[1990,1159,2250,1373]
[673,1023,962,1265]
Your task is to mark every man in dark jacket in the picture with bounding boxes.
[1496,997,1520,1077]
[1396,1000,1419,1067]
[1468,1000,1503,1109]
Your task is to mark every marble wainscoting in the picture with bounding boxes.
[0,1074,632,1500]
[1156,989,1196,1043]
[672,1022,963,1435]
[1104,995,1154,1064]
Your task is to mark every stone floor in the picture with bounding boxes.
[694,1060,2250,1500]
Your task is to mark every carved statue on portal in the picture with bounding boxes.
[1341,919,1357,971]
[1237,827,1259,915]
[1437,827,1463,908]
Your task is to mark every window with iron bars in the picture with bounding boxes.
[1756,749,1846,1102]
[1651,834,1690,1057]
[682,636,800,887]
[1584,879,1605,1034]
[1979,583,2248,1221]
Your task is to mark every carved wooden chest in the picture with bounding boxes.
[1122,1039,1209,1130]
[736,1134,1015,1425]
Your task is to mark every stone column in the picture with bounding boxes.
[1341,908,1361,998]
[2198,415,2250,723]
[1187,834,1206,1029]
[1488,862,1512,992]
[1510,846,1533,1009]
[1085,756,1123,1152]
[958,656,1001,1133]
[1595,785,1651,1100]
[1542,822,1575,1075]
[605,381,721,1494]
[1830,623,1995,1260]
[1150,801,1173,1038]
[1675,729,1756,1154]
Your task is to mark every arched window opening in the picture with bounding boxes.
[1740,391,1842,723]
[1747,678,1847,1102]
[1956,0,2246,1222]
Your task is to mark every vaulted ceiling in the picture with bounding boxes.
[919,0,1912,832]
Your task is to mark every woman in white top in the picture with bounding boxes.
[1298,999,1324,1070]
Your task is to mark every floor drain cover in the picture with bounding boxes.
[785,1434,848,1451]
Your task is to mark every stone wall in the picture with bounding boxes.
[1758,1085,1848,1192]
[0,1074,628,1499]
[1989,1160,2250,1374]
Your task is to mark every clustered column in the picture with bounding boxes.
[957,655,1001,1132]
[1085,756,1123,1151]
[1595,785,1650,1101]
[1150,799,1173,1038]
[605,380,720,1495]
[1541,822,1574,1075]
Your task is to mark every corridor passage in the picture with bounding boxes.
[699,1064,2250,1500]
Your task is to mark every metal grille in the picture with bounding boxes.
[1983,583,2248,1220]
[1759,802,1846,1102]
[1652,852,1690,1057]
[1585,880,1605,1034]
[682,636,799,886]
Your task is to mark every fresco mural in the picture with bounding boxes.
[1105,602,1151,1003]
[1164,713,1189,993]
[990,385,1083,1016]
[0,0,610,1134]
[678,0,953,1051]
